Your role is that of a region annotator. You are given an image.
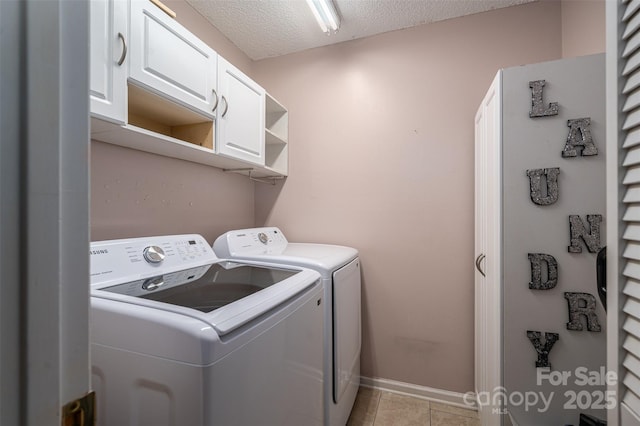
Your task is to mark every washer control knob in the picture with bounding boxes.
[258,233,269,245]
[143,245,165,264]
[142,276,164,291]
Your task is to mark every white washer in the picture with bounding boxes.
[213,227,361,426]
[90,234,324,426]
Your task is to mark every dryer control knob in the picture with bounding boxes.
[258,233,269,244]
[143,245,165,264]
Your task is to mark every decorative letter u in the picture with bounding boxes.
[526,168,560,206]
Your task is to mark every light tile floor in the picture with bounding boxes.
[347,387,480,426]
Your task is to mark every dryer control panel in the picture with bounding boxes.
[213,227,289,257]
[90,234,216,287]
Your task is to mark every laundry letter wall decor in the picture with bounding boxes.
[526,168,560,206]
[528,253,558,290]
[526,330,560,368]
[564,292,602,332]
[568,214,602,253]
[529,80,559,118]
[520,76,604,370]
[562,118,598,157]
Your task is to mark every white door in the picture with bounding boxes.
[608,1,640,425]
[90,0,127,124]
[217,56,266,165]
[129,0,217,116]
[1,0,91,424]
[474,71,502,426]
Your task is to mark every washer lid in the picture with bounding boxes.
[214,227,358,272]
[96,261,320,336]
[270,243,358,271]
[215,243,358,275]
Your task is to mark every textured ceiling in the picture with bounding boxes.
[186,0,537,60]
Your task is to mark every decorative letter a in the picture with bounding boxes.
[562,118,598,157]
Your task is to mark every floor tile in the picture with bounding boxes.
[430,401,479,419]
[347,387,382,426]
[431,409,480,426]
[346,387,482,426]
[373,392,431,426]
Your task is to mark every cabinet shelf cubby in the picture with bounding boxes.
[264,93,288,175]
[128,84,214,150]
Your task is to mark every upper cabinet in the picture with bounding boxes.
[216,56,265,166]
[90,0,127,124]
[89,0,288,181]
[129,0,217,117]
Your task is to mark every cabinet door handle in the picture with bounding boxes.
[211,88,219,112]
[221,96,228,117]
[475,254,486,277]
[596,246,606,311]
[117,32,127,66]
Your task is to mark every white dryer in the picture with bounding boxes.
[90,234,324,426]
[213,227,361,426]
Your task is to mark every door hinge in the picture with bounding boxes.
[62,391,95,426]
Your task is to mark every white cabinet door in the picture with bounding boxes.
[129,0,217,117]
[216,56,265,166]
[90,0,127,124]
[474,71,502,426]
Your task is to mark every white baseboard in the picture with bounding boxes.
[359,376,477,411]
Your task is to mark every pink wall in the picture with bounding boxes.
[561,0,605,58]
[251,1,563,393]
[90,142,255,243]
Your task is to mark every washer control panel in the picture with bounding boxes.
[213,227,289,257]
[90,234,216,287]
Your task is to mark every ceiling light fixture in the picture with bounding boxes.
[305,0,340,34]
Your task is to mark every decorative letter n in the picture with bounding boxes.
[568,215,602,253]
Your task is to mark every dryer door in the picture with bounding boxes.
[333,258,361,403]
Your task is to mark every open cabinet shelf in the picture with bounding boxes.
[264,93,288,176]
[127,84,215,150]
